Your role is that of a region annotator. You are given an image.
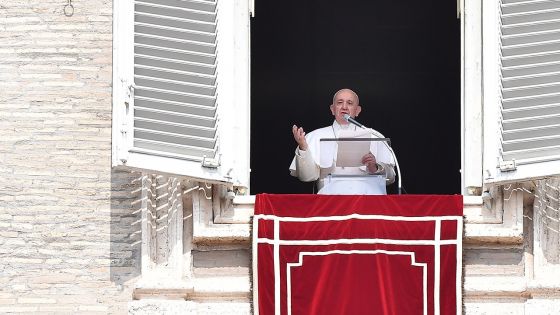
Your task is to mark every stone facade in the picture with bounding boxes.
[0,1,142,313]
[1,1,560,314]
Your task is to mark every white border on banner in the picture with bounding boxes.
[286,250,428,315]
[435,219,441,315]
[274,219,280,315]
[252,217,259,315]
[456,217,464,315]
[257,238,458,246]
[254,213,463,222]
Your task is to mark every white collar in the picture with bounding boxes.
[331,120,356,137]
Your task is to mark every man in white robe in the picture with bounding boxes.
[289,89,396,194]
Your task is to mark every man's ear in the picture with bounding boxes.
[330,104,336,116]
[356,105,362,116]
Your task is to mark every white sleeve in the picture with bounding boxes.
[377,162,396,185]
[289,147,320,182]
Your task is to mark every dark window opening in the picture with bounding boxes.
[250,1,460,194]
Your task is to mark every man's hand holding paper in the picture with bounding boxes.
[336,128,377,169]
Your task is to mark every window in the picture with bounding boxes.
[112,0,251,189]
[462,0,560,193]
[483,0,560,185]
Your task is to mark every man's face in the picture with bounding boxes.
[330,90,361,125]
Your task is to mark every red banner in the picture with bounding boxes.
[253,194,463,315]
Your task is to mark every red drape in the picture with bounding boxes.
[254,194,463,315]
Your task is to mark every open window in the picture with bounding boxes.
[484,0,560,185]
[112,0,250,189]
[463,0,560,193]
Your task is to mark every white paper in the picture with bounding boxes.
[335,129,372,167]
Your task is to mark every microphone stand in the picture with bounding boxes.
[368,129,402,195]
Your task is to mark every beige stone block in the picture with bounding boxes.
[10,247,38,256]
[38,305,77,312]
[44,258,63,265]
[9,284,27,292]
[17,48,58,54]
[49,24,92,31]
[26,283,51,290]
[0,135,29,142]
[78,305,109,312]
[28,273,76,284]
[28,31,74,39]
[0,81,19,87]
[17,297,57,304]
[0,293,15,299]
[9,222,33,230]
[12,215,35,222]
[42,81,85,87]
[20,73,62,79]
[0,48,17,54]
[14,170,59,178]
[41,119,75,126]
[95,258,111,265]
[0,195,15,202]
[0,232,19,239]
[4,17,42,24]
[0,306,38,312]
[4,257,43,264]
[37,248,64,256]
[0,57,33,62]
[0,104,29,110]
[5,24,47,32]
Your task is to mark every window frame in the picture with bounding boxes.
[111,0,251,189]
[462,0,560,192]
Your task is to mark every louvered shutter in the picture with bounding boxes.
[113,0,250,188]
[484,0,560,184]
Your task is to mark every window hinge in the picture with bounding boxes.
[121,78,135,105]
[249,0,255,17]
[202,155,221,168]
[499,159,517,172]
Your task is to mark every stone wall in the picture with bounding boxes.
[0,1,142,313]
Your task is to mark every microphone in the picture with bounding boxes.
[342,113,403,194]
[343,114,366,129]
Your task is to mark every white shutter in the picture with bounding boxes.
[113,0,250,188]
[484,0,560,184]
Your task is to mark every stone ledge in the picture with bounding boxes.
[465,277,560,299]
[133,279,194,300]
[214,195,255,224]
[129,299,251,315]
[464,276,527,298]
[190,275,251,300]
[464,224,523,245]
[193,223,250,245]
[528,280,560,297]
[133,275,251,301]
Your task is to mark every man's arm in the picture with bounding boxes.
[376,162,396,184]
[362,153,396,185]
[292,148,320,182]
[290,125,319,181]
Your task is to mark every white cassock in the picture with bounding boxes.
[289,121,396,195]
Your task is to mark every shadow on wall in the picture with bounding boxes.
[109,169,143,289]
[534,178,560,264]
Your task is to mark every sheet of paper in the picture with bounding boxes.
[335,129,372,167]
